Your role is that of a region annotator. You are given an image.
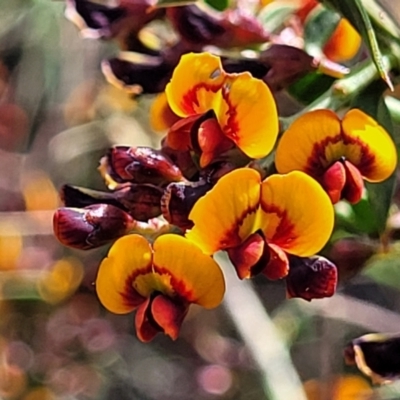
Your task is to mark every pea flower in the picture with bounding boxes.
[165,52,279,167]
[186,168,334,283]
[275,109,397,204]
[96,233,225,342]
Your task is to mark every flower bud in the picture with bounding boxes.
[99,146,183,188]
[53,204,135,250]
[286,254,337,301]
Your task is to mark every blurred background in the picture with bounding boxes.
[1,1,400,399]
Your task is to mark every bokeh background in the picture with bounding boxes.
[1,1,400,399]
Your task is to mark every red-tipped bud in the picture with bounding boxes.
[53,204,135,250]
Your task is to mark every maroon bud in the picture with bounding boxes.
[161,181,212,230]
[286,255,337,301]
[53,204,135,250]
[99,146,183,187]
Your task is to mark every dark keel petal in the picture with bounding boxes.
[345,334,400,384]
[286,255,337,301]
[53,204,135,250]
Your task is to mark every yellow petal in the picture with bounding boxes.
[260,171,334,256]
[186,168,262,255]
[218,73,278,158]
[341,108,397,182]
[165,52,226,118]
[96,234,152,314]
[275,109,342,175]
[153,234,225,308]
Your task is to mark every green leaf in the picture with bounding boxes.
[351,80,396,235]
[154,0,197,7]
[320,0,393,90]
[303,5,341,57]
[205,0,228,11]
[288,71,335,105]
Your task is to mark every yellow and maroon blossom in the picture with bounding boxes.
[165,53,279,167]
[96,234,225,342]
[275,109,397,204]
[186,168,334,282]
[99,146,184,189]
[345,333,400,384]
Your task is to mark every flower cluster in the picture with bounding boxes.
[54,50,397,342]
[55,0,398,344]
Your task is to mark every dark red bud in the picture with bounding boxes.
[286,254,337,301]
[100,146,183,187]
[53,204,135,250]
[161,181,212,230]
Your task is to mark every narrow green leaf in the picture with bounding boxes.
[205,0,228,11]
[257,3,297,33]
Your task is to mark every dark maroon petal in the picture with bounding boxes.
[286,255,337,301]
[344,334,400,383]
[53,204,134,250]
[161,181,212,230]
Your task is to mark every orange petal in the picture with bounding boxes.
[341,108,397,182]
[153,234,225,308]
[275,109,342,176]
[165,52,226,118]
[151,294,188,340]
[259,171,334,256]
[150,92,181,132]
[96,234,151,314]
[263,243,289,280]
[135,298,159,342]
[342,160,364,204]
[218,73,278,159]
[226,231,267,280]
[321,160,346,203]
[323,19,362,62]
[186,168,262,255]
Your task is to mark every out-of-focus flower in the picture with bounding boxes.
[99,146,184,189]
[186,168,334,282]
[275,109,397,204]
[323,18,362,63]
[96,233,225,342]
[165,52,279,167]
[286,254,337,301]
[344,333,400,384]
[167,4,270,49]
[304,374,372,400]
[65,0,158,44]
[0,361,27,400]
[53,204,136,250]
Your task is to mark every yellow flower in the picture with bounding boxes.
[275,109,397,204]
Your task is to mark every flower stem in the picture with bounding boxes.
[215,252,307,400]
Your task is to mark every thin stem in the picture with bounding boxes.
[216,252,308,400]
